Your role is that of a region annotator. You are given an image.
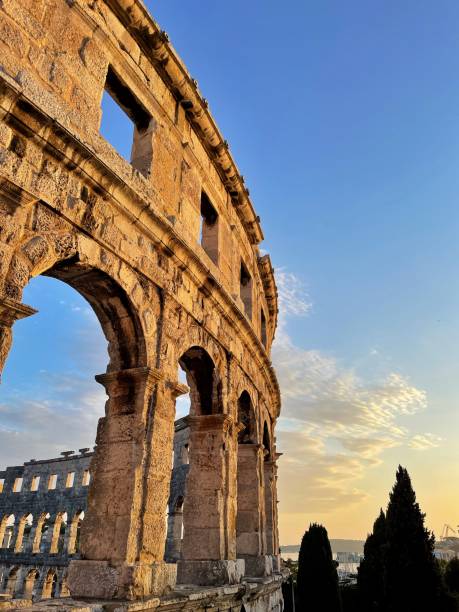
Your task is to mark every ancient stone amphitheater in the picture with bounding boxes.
[0,0,285,610]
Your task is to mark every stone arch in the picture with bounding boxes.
[68,510,85,555]
[179,346,223,416]
[4,243,148,373]
[175,323,228,398]
[60,572,70,598]
[23,569,39,598]
[14,513,33,553]
[32,512,50,554]
[236,391,267,573]
[41,569,57,599]
[0,514,15,549]
[50,511,68,554]
[237,390,256,444]
[5,566,19,595]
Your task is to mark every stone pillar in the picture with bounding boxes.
[31,515,47,553]
[237,444,272,577]
[178,414,244,586]
[165,508,183,562]
[264,460,275,556]
[66,514,79,555]
[0,295,37,380]
[12,516,27,553]
[264,454,281,571]
[68,367,183,600]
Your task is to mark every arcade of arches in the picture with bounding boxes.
[0,0,285,609]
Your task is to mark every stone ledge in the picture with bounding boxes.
[177,560,245,587]
[6,574,287,611]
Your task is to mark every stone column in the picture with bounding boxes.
[178,414,244,586]
[264,454,281,571]
[237,444,272,577]
[12,516,27,553]
[264,460,275,556]
[31,515,47,553]
[0,295,37,380]
[66,514,79,555]
[68,367,184,600]
[165,508,184,562]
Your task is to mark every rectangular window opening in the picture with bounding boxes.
[30,476,40,492]
[66,472,75,488]
[48,474,57,490]
[200,191,219,266]
[261,309,267,348]
[82,470,91,487]
[0,478,4,493]
[13,477,23,493]
[100,66,153,176]
[240,261,253,319]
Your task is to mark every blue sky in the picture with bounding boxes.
[3,1,459,543]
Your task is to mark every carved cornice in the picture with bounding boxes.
[102,0,264,246]
[0,296,37,327]
[95,366,163,392]
[258,254,279,323]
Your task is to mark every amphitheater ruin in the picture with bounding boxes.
[0,0,285,610]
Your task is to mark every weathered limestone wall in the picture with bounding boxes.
[0,0,284,608]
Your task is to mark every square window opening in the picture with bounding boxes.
[13,477,23,493]
[100,67,153,176]
[48,474,57,490]
[200,191,219,266]
[240,261,253,319]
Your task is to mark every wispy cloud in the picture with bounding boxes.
[274,271,434,515]
[409,433,442,451]
[0,372,105,467]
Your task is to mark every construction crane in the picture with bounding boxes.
[441,524,457,540]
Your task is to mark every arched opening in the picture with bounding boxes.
[32,513,50,554]
[178,346,222,416]
[0,515,15,549]
[0,254,156,596]
[68,510,85,555]
[173,345,240,583]
[238,391,255,445]
[23,569,39,598]
[60,573,70,598]
[236,392,266,575]
[50,512,67,554]
[166,347,223,566]
[5,567,19,595]
[41,569,57,599]
[14,513,33,553]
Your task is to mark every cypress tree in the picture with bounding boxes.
[297,523,342,612]
[444,557,459,594]
[384,466,443,612]
[358,509,387,611]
